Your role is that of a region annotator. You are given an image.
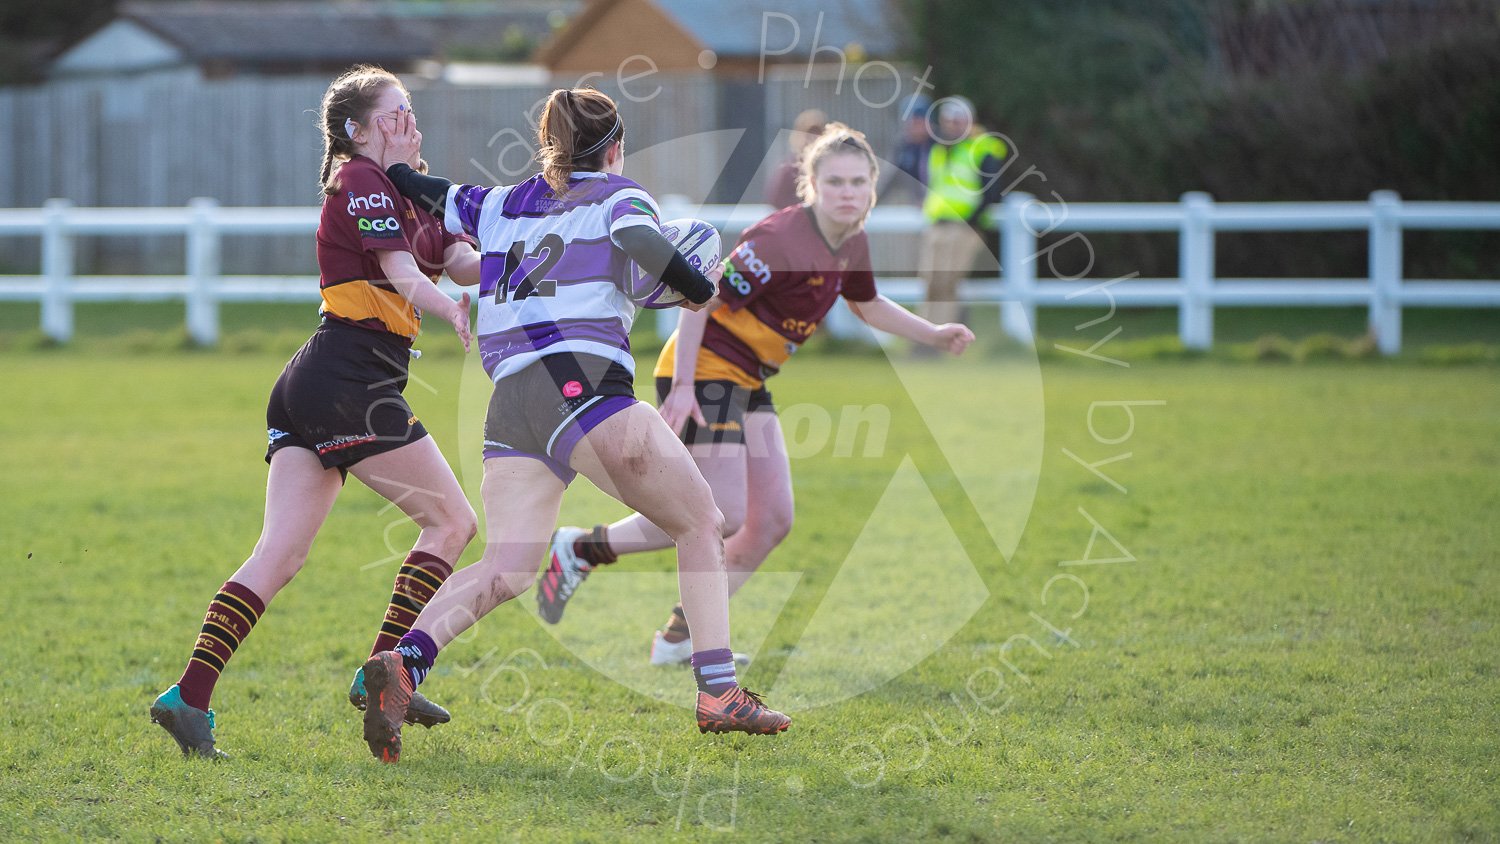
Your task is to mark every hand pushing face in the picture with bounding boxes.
[360,85,420,170]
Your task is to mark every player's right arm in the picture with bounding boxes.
[611,219,717,308]
[375,249,472,352]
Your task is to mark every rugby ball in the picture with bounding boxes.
[629,218,720,309]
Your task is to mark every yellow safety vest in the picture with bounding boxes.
[923,134,1009,224]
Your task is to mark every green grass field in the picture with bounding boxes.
[2,321,1498,840]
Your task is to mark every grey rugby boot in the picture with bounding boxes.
[149,685,228,760]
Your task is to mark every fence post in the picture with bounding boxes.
[1179,192,1214,350]
[1000,191,1036,342]
[1368,190,1402,356]
[186,197,221,346]
[41,198,75,343]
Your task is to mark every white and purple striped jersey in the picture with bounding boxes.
[442,172,663,382]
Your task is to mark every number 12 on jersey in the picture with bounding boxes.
[491,234,564,304]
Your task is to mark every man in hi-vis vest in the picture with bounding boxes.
[919,97,1008,329]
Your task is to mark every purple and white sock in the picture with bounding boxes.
[394,629,439,689]
[690,648,738,696]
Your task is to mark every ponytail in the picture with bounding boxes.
[536,87,624,196]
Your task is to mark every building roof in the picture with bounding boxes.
[100,1,575,66]
[119,2,424,65]
[535,0,901,68]
[652,0,900,59]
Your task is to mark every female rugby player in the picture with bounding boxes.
[536,124,975,665]
[149,67,480,759]
[358,88,791,762]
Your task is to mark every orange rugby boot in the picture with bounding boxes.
[361,650,413,763]
[696,687,791,735]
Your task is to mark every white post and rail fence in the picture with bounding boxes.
[2,191,1497,354]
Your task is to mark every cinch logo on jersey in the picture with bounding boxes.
[725,240,771,295]
[347,191,395,215]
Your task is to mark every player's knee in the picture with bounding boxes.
[426,500,478,554]
[707,501,726,537]
[246,542,309,586]
[449,502,479,546]
[719,500,746,538]
[659,482,724,542]
[756,506,794,548]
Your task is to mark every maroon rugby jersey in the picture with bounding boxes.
[316,156,468,340]
[655,204,877,388]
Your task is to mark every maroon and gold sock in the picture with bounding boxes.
[370,551,453,656]
[573,524,618,568]
[176,581,266,711]
[661,603,691,644]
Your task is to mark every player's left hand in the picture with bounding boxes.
[377,106,423,171]
[445,292,472,352]
[933,323,975,356]
[679,262,725,312]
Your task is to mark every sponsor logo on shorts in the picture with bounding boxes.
[562,380,583,398]
[315,433,378,454]
[347,191,395,216]
[807,275,825,286]
[267,427,291,445]
[709,421,742,432]
[407,415,419,426]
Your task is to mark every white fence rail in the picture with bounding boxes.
[998,190,1500,355]
[2,192,1498,354]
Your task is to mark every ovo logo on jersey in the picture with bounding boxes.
[347,191,395,215]
[358,216,401,233]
